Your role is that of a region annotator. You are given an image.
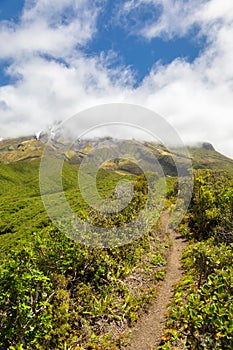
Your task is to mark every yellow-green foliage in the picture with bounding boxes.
[0,158,168,349]
[158,170,233,350]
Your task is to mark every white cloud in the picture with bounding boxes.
[197,0,233,24]
[0,0,127,136]
[119,0,205,39]
[0,0,99,59]
[118,0,233,157]
[120,0,233,40]
[0,53,133,135]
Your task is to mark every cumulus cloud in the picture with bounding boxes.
[0,0,233,159]
[0,0,100,59]
[120,0,233,40]
[0,0,134,135]
[119,0,233,158]
[0,53,133,135]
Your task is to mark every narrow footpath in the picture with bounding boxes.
[125,215,187,350]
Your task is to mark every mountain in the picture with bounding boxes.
[188,143,233,176]
[1,136,233,176]
[0,136,44,164]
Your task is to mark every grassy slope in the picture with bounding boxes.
[0,157,137,257]
[0,159,44,254]
[0,146,171,349]
[1,137,233,348]
[189,146,233,176]
[1,137,233,256]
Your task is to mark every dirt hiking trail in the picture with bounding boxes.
[125,212,187,350]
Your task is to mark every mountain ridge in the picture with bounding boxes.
[0,136,233,176]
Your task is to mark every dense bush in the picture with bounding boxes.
[0,158,188,348]
[0,221,169,349]
[159,170,233,350]
[188,170,233,240]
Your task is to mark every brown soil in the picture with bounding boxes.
[125,212,187,350]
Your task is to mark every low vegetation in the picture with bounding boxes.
[1,137,233,349]
[158,170,233,350]
[0,157,170,349]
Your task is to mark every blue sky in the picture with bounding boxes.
[0,0,24,85]
[0,0,24,21]
[0,0,233,158]
[0,0,202,87]
[84,1,203,86]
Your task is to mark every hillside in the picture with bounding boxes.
[0,136,44,163]
[0,136,171,349]
[0,136,232,349]
[188,143,233,175]
[1,135,232,255]
[1,136,233,176]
